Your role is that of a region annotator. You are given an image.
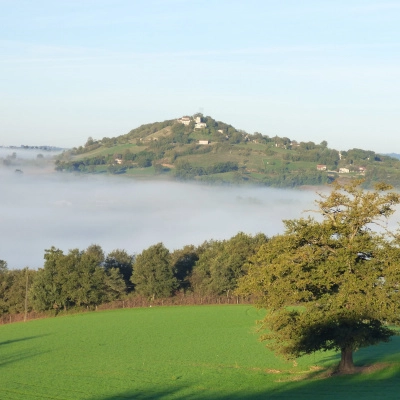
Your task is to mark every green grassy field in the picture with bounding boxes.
[74,143,137,159]
[1,305,399,399]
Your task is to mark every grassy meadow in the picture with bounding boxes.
[1,305,400,399]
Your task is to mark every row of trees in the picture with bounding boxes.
[173,160,239,180]
[263,171,332,187]
[0,233,267,317]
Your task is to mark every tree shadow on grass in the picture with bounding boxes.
[0,334,50,369]
[0,334,49,347]
[90,336,400,400]
[89,367,400,400]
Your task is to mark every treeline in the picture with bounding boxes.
[174,161,239,180]
[0,232,267,319]
[262,170,333,188]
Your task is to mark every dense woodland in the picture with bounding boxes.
[52,114,400,188]
[0,232,268,320]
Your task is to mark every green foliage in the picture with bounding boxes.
[30,245,126,312]
[171,245,199,291]
[104,249,134,290]
[0,232,273,317]
[174,160,239,180]
[237,181,400,372]
[130,243,178,300]
[262,170,332,188]
[0,267,35,316]
[0,259,7,272]
[190,233,268,296]
[123,120,174,141]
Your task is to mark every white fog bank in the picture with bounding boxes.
[0,170,323,269]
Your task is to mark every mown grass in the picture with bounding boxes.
[1,305,399,399]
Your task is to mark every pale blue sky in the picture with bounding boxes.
[1,0,399,152]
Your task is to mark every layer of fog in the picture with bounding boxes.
[1,168,323,269]
[0,147,64,160]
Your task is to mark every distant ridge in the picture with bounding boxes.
[0,145,65,151]
[385,153,400,160]
[52,115,400,189]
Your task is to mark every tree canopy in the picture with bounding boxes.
[30,245,126,312]
[130,243,178,300]
[237,180,400,373]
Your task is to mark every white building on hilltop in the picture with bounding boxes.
[194,116,206,129]
[177,116,191,126]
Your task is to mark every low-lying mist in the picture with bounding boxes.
[0,147,64,160]
[1,167,321,269]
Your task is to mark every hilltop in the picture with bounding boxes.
[55,114,400,188]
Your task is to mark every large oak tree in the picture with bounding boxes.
[237,180,400,373]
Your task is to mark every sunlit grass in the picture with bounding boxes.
[1,305,399,399]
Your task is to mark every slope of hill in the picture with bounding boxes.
[55,115,400,188]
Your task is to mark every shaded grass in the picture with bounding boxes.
[1,305,399,399]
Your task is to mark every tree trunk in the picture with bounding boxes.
[338,347,356,373]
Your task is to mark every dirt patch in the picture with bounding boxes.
[311,362,393,380]
[275,363,394,383]
[265,368,281,374]
[332,362,392,376]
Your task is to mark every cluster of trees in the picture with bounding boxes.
[0,261,35,316]
[55,150,159,173]
[0,233,267,317]
[30,246,129,311]
[55,156,107,172]
[261,170,332,188]
[0,247,133,315]
[363,167,400,187]
[286,147,340,168]
[69,137,102,155]
[120,150,156,168]
[174,161,239,180]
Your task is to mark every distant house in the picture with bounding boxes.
[291,140,300,147]
[199,140,210,145]
[195,116,207,129]
[359,167,367,174]
[177,116,191,126]
[317,164,327,171]
[339,167,350,174]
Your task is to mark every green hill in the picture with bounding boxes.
[2,305,400,399]
[55,115,400,188]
